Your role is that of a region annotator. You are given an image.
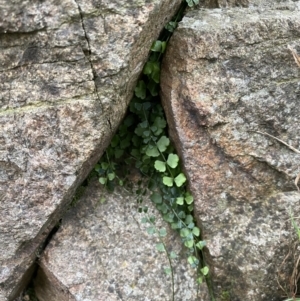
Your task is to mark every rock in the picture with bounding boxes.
[0,0,182,299]
[200,0,249,8]
[161,3,300,301]
[33,179,205,301]
[199,0,298,8]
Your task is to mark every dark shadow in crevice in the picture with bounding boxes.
[14,220,62,301]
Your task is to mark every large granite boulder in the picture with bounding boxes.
[161,2,300,301]
[33,179,203,301]
[0,0,182,299]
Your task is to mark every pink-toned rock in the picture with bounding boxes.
[0,0,182,299]
[161,3,300,301]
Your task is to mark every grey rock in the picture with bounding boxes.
[200,0,249,8]
[34,179,205,301]
[161,4,300,301]
[0,0,182,299]
[199,0,300,9]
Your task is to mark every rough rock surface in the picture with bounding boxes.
[34,179,205,301]
[200,0,249,8]
[200,0,299,8]
[0,0,182,299]
[161,3,300,301]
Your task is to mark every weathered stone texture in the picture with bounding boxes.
[161,4,300,301]
[200,0,249,8]
[34,179,204,301]
[0,0,182,299]
[200,0,300,8]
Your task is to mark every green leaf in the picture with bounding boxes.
[150,192,162,204]
[185,215,193,224]
[185,194,194,205]
[142,154,151,163]
[159,228,167,237]
[176,197,184,205]
[110,135,120,148]
[170,251,178,259]
[149,216,156,223]
[188,222,195,229]
[151,40,163,52]
[157,136,170,152]
[143,130,151,137]
[184,240,194,248]
[163,213,174,223]
[134,102,142,112]
[178,211,186,219]
[143,61,153,75]
[174,173,187,187]
[156,243,165,252]
[142,102,151,110]
[188,255,198,265]
[101,162,109,170]
[167,154,179,168]
[146,145,160,157]
[196,241,206,250]
[163,176,173,187]
[165,21,177,32]
[119,124,128,136]
[120,138,130,149]
[151,62,160,83]
[107,173,115,181]
[176,221,183,229]
[115,149,124,159]
[132,136,141,147]
[150,125,158,133]
[201,266,209,276]
[171,223,178,229]
[154,160,166,172]
[186,0,199,7]
[147,79,158,96]
[135,80,146,99]
[157,203,168,214]
[180,228,190,238]
[146,144,159,157]
[99,177,107,185]
[140,120,148,128]
[192,227,200,236]
[131,148,140,158]
[100,197,106,204]
[143,137,151,143]
[164,267,172,275]
[188,205,194,212]
[154,116,166,129]
[147,226,155,235]
[141,217,148,224]
[134,125,144,137]
[147,179,156,190]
